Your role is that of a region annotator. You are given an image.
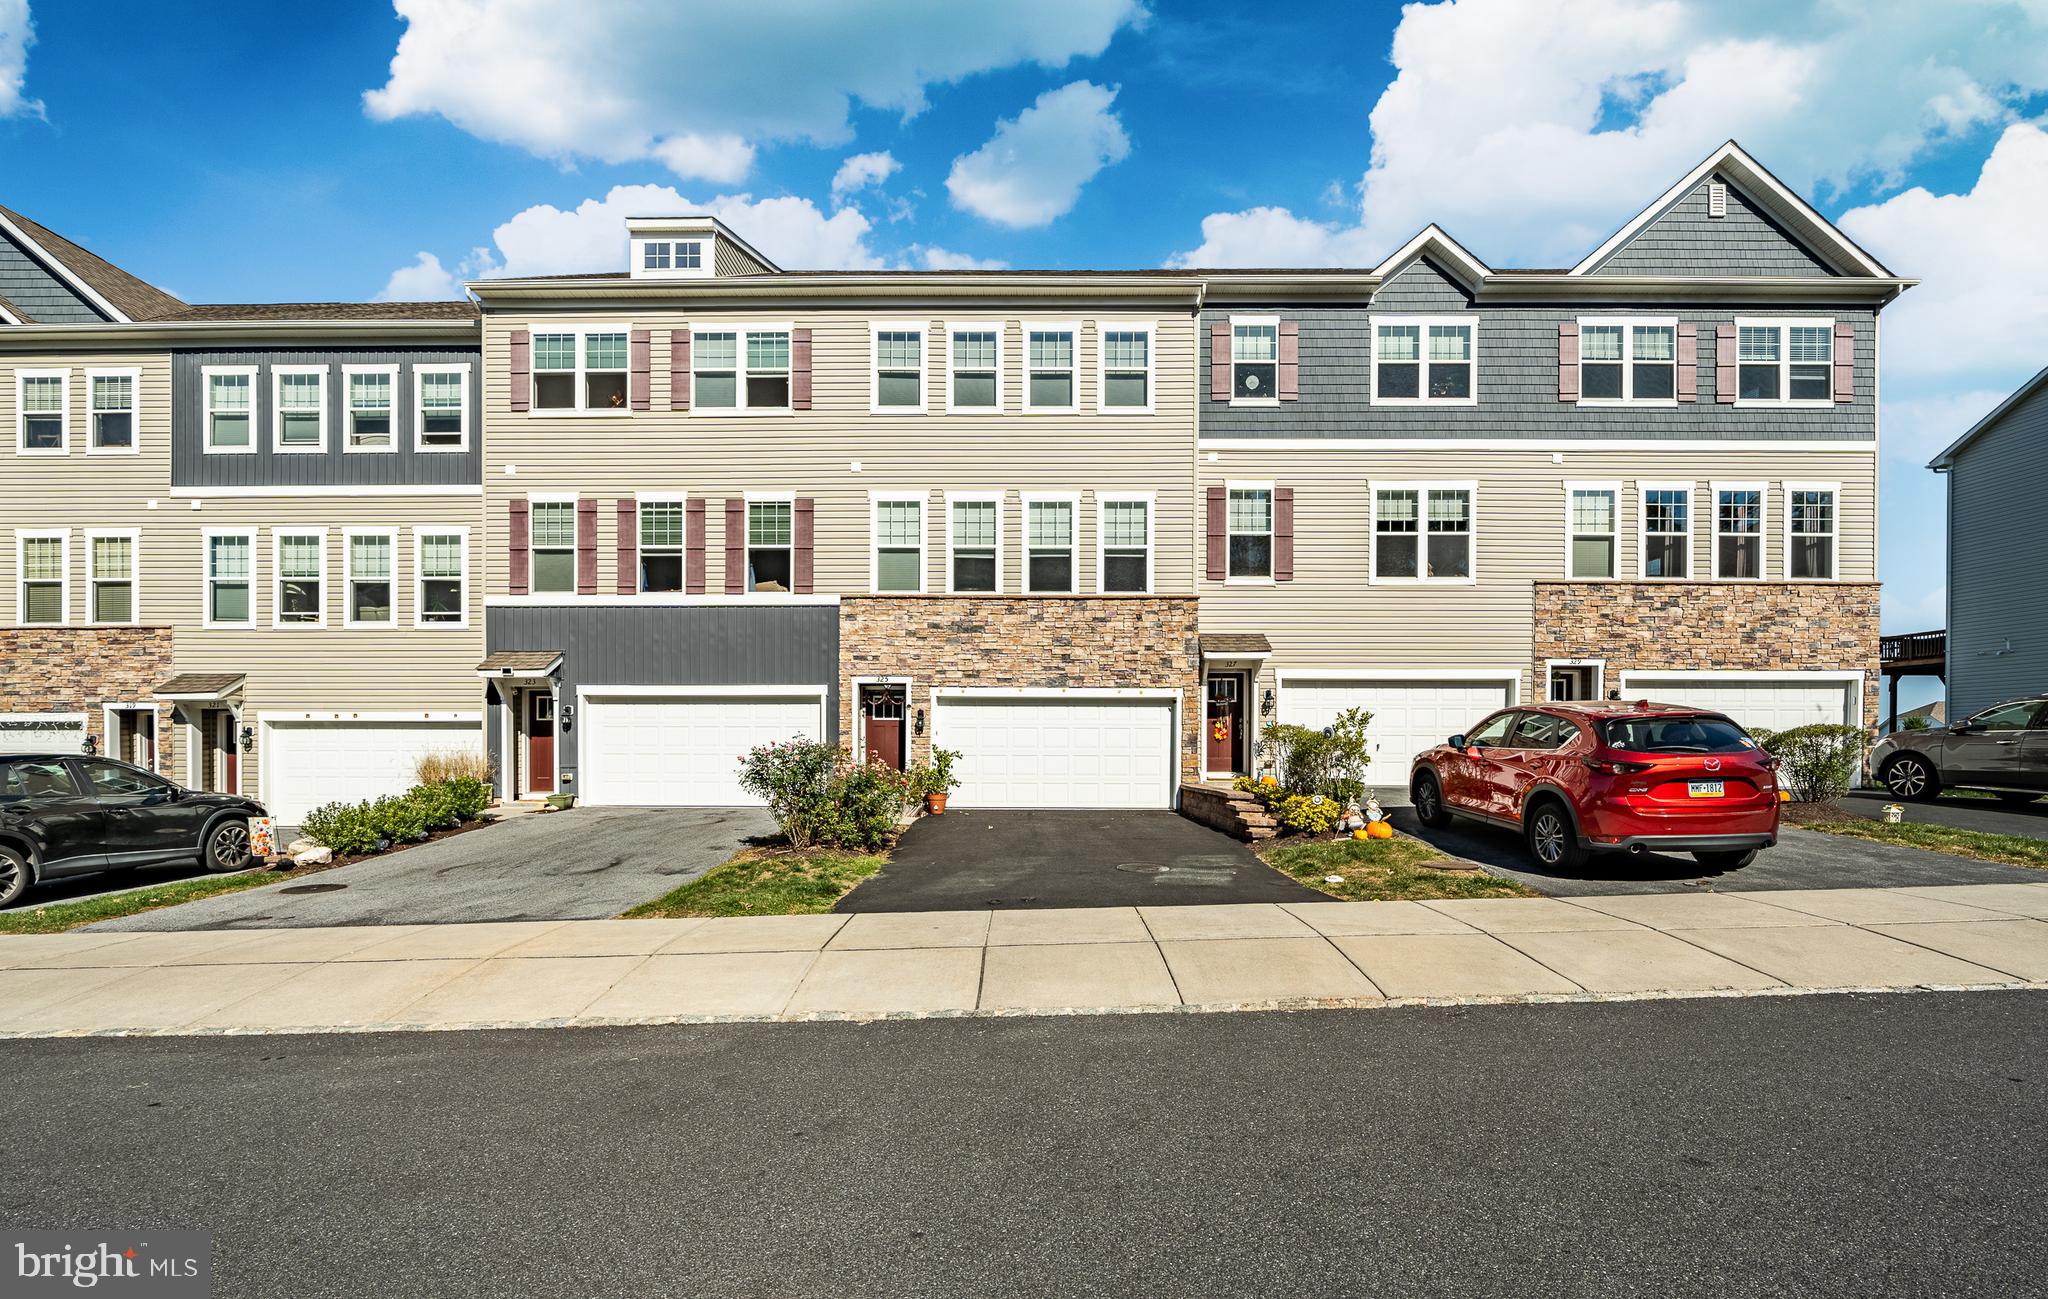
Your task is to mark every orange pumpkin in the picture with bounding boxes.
[1365,820,1394,840]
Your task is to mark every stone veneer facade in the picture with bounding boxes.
[1531,581,1881,730]
[838,596,1203,784]
[0,627,180,771]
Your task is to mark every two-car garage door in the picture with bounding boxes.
[1617,674,1860,733]
[1279,679,1514,785]
[264,720,482,826]
[934,696,1176,809]
[579,692,825,807]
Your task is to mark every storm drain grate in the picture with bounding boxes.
[1115,862,1171,875]
[276,883,348,895]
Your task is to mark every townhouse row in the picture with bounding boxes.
[0,143,1908,820]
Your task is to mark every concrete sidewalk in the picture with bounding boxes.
[3,883,2044,1037]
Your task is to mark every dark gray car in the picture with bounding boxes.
[1867,697,2048,802]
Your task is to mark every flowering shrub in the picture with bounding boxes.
[737,738,912,849]
[1255,707,1372,808]
[1275,793,1340,835]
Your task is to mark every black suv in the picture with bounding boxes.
[0,755,267,908]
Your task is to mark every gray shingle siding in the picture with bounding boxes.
[1200,256,1876,440]
[171,347,482,487]
[0,228,106,323]
[1945,382,2048,717]
[1593,174,1838,278]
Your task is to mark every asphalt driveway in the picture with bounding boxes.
[90,806,775,931]
[1837,789,2048,840]
[838,810,1326,912]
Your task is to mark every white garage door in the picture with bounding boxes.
[0,714,87,755]
[934,696,1175,809]
[579,693,823,807]
[1280,679,1514,785]
[264,720,481,825]
[1621,675,1858,733]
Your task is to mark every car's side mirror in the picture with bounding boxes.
[1449,734,1466,750]
[1949,722,1978,735]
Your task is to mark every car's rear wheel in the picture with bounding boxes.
[204,819,254,873]
[1881,754,1939,802]
[0,845,30,908]
[1523,799,1585,872]
[1692,848,1759,870]
[1412,769,1451,828]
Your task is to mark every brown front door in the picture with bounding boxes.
[1206,675,1244,775]
[861,686,906,770]
[526,692,556,794]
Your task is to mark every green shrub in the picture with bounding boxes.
[369,791,431,843]
[815,761,913,851]
[1758,723,1866,803]
[1901,714,1933,731]
[408,783,460,831]
[1257,707,1372,808]
[1275,793,1341,835]
[739,739,913,850]
[302,800,380,855]
[442,776,491,822]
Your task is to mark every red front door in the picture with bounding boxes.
[1206,676,1243,774]
[862,686,906,770]
[526,692,556,794]
[220,712,239,793]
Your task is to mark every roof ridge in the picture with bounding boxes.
[0,202,188,320]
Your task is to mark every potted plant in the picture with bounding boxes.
[911,748,962,815]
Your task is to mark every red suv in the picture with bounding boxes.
[1409,701,1781,872]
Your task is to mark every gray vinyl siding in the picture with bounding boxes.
[1199,256,1876,441]
[1593,175,1839,278]
[1945,383,2048,716]
[0,230,107,323]
[485,603,841,779]
[171,347,482,488]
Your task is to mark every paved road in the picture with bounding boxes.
[3,992,2042,1297]
[1839,788,2048,840]
[88,807,774,931]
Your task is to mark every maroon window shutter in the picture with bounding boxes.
[1277,322,1300,401]
[793,497,815,594]
[670,331,692,410]
[1675,324,1698,403]
[791,327,813,410]
[1557,322,1579,401]
[507,499,530,595]
[1274,487,1295,581]
[1715,323,1737,403]
[1210,323,1230,401]
[1833,321,1855,402]
[1205,485,1226,581]
[510,329,531,412]
[685,499,706,594]
[575,498,598,595]
[629,329,651,411]
[724,498,745,594]
[615,498,638,594]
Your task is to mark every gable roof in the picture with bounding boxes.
[0,203,187,322]
[1929,364,2048,470]
[1572,141,1894,279]
[1371,224,1492,290]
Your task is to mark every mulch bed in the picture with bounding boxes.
[268,816,498,871]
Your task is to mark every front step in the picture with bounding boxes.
[1178,782,1279,841]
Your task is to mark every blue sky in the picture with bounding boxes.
[6,0,2048,713]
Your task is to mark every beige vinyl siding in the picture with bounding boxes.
[482,312,1198,597]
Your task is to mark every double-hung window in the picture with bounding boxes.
[205,531,253,626]
[1566,483,1619,579]
[1230,319,1278,403]
[872,324,926,412]
[272,366,328,452]
[1099,495,1152,593]
[87,369,138,453]
[1099,326,1152,411]
[273,529,325,627]
[528,500,576,594]
[88,531,136,624]
[1227,486,1272,580]
[947,325,1000,411]
[871,496,924,593]
[416,529,467,627]
[1787,483,1838,580]
[1737,319,1833,404]
[344,366,396,450]
[948,495,1000,593]
[346,531,396,626]
[637,498,685,593]
[1024,324,1077,412]
[16,370,67,454]
[1374,317,1474,404]
[1374,484,1473,581]
[203,368,254,452]
[16,532,67,624]
[532,329,629,411]
[1578,319,1677,403]
[416,365,470,450]
[1025,496,1076,593]
[1641,484,1692,579]
[747,500,794,592]
[1714,483,1764,580]
[691,328,791,410]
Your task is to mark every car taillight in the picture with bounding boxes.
[1583,756,1654,776]
[1756,752,1780,770]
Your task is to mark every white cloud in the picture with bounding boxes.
[831,152,901,205]
[1168,207,1381,269]
[0,0,43,120]
[376,251,463,301]
[364,0,1143,181]
[946,80,1131,228]
[911,246,1009,271]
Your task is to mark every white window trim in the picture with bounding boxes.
[1021,320,1081,414]
[742,492,797,595]
[1369,314,1478,407]
[1732,316,1836,409]
[271,527,328,629]
[634,493,688,594]
[414,526,470,629]
[944,321,1004,414]
[342,527,400,629]
[85,528,140,627]
[337,364,400,454]
[868,491,927,594]
[15,529,70,626]
[413,362,473,453]
[84,366,141,456]
[1711,480,1768,582]
[525,492,578,597]
[1096,491,1155,595]
[688,322,796,416]
[632,235,711,279]
[15,367,69,456]
[202,365,258,455]
[1369,480,1478,586]
[1224,479,1275,586]
[1227,315,1281,409]
[1022,492,1081,593]
[869,320,930,415]
[201,528,257,628]
[528,323,634,417]
[1095,320,1156,415]
[1638,481,1696,582]
[1785,479,1842,583]
[1562,480,1622,580]
[1574,316,1680,408]
[944,491,1004,595]
[270,364,330,455]
[1545,658,1607,703]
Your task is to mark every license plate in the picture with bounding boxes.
[1688,781,1725,798]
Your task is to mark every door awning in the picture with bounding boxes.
[153,672,246,702]
[1199,633,1272,661]
[477,651,563,682]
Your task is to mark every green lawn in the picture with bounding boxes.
[1260,835,1534,902]
[1796,818,2048,871]
[0,869,290,936]
[623,847,889,918]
